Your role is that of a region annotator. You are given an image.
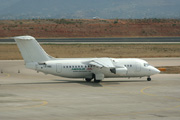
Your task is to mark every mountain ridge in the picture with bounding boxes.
[0,0,180,19]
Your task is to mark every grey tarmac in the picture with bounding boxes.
[0,58,180,120]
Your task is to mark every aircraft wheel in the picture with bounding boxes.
[93,74,101,83]
[147,77,151,81]
[85,78,92,82]
[94,79,101,83]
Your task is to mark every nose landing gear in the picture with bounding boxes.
[147,77,151,81]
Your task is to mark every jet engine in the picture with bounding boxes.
[110,67,127,75]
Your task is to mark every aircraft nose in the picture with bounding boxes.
[149,66,160,75]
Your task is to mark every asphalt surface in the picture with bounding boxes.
[0,58,180,120]
[1,37,180,43]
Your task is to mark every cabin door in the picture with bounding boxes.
[56,64,62,73]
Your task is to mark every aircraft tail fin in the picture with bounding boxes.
[14,36,52,63]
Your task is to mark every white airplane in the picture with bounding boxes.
[14,36,160,83]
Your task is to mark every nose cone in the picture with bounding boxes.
[149,66,160,75]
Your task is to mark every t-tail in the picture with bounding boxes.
[14,36,53,69]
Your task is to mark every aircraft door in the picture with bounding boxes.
[56,64,62,73]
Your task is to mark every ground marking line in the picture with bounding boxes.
[0,98,48,111]
[0,73,10,79]
[140,86,180,111]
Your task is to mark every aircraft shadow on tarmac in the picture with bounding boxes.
[12,79,147,87]
[54,79,147,87]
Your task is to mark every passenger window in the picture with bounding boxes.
[72,66,74,68]
[69,66,71,68]
[66,66,68,68]
[78,66,80,68]
[63,66,65,68]
[130,65,132,67]
[75,66,77,68]
[81,66,83,68]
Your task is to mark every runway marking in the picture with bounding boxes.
[17,99,48,109]
[140,86,157,96]
[141,86,180,101]
[0,73,48,111]
[90,86,180,118]
[0,98,48,111]
[140,86,180,111]
[0,73,10,79]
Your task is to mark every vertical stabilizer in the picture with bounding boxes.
[14,36,51,63]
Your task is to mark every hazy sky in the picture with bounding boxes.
[0,0,180,19]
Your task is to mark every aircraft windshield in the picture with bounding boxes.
[144,63,150,67]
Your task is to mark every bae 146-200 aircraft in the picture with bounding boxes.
[14,36,160,83]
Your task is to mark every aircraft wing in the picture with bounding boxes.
[89,58,115,68]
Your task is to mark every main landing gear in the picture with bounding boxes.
[85,78,101,83]
[85,78,92,82]
[85,74,102,83]
[94,79,101,83]
[147,77,151,81]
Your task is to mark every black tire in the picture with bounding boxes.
[147,78,151,81]
[93,74,101,83]
[85,78,92,82]
[94,79,101,83]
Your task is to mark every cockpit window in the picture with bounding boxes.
[144,63,149,67]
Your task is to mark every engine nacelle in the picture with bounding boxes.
[110,67,127,75]
[115,67,127,75]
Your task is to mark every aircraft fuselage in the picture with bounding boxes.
[27,58,159,80]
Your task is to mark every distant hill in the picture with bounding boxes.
[0,19,180,38]
[0,0,180,19]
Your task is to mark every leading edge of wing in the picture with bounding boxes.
[89,58,115,68]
